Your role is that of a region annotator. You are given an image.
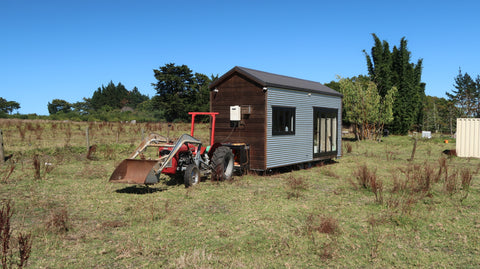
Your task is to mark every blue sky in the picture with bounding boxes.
[1,0,479,115]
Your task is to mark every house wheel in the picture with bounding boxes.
[211,146,234,181]
[184,164,200,187]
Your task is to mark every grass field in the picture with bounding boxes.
[1,119,480,268]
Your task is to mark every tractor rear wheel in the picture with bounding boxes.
[184,164,200,187]
[211,146,234,181]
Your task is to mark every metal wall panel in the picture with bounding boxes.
[266,88,342,168]
[456,118,480,158]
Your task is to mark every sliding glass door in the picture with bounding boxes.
[313,107,338,158]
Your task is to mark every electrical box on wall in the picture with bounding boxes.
[230,105,241,121]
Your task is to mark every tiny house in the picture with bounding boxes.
[209,66,343,171]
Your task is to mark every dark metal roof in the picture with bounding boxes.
[209,66,342,97]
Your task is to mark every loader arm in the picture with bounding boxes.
[154,134,202,175]
[128,133,168,159]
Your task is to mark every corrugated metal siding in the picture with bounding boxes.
[266,88,342,168]
[456,118,480,158]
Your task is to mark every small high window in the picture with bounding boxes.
[272,106,295,135]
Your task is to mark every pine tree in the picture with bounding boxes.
[127,87,149,108]
[90,81,135,110]
[446,69,480,118]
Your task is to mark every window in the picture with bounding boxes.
[313,107,338,157]
[272,106,295,135]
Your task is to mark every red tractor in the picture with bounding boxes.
[109,112,248,187]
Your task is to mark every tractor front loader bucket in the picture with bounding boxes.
[108,134,202,185]
[109,159,162,184]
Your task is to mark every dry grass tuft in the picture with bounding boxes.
[437,156,448,183]
[16,125,26,141]
[1,163,15,183]
[101,220,127,229]
[304,214,340,259]
[351,164,384,203]
[64,125,72,146]
[306,214,340,235]
[0,200,13,268]
[444,171,458,195]
[391,173,405,193]
[322,167,340,179]
[353,164,376,189]
[1,200,32,269]
[174,248,214,269]
[460,168,473,190]
[385,194,419,216]
[45,207,69,234]
[285,175,308,199]
[398,162,437,194]
[317,241,336,260]
[102,145,116,160]
[345,142,353,153]
[17,232,32,268]
[460,168,473,203]
[367,215,381,260]
[386,150,395,161]
[370,177,384,204]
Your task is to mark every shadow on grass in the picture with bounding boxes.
[114,176,186,194]
[164,177,184,186]
[263,159,339,175]
[115,185,167,194]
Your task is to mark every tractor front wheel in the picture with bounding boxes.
[184,164,200,187]
[211,146,234,181]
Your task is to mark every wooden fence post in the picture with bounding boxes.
[0,130,4,164]
[408,137,418,162]
[86,127,90,150]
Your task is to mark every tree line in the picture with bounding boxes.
[42,64,214,122]
[326,34,425,138]
[326,34,476,139]
[0,63,214,122]
[46,81,151,121]
[1,34,478,135]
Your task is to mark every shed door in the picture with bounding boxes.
[313,107,338,158]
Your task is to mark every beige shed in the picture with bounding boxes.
[456,118,480,158]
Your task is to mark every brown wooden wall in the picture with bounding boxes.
[210,74,266,170]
